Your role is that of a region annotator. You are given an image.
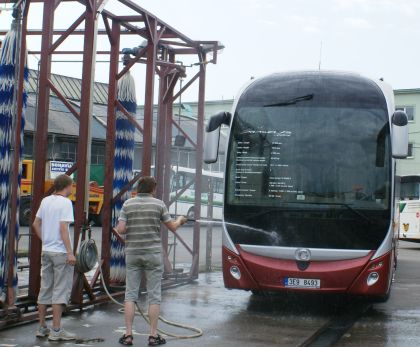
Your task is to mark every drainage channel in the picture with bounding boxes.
[298,302,372,347]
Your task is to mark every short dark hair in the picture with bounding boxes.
[53,174,73,192]
[137,176,157,194]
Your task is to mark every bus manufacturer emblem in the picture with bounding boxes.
[295,248,311,261]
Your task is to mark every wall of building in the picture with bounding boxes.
[394,90,420,176]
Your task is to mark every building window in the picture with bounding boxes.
[60,142,77,161]
[91,143,105,165]
[408,143,414,158]
[396,106,415,122]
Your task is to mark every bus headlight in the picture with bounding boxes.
[230,266,241,280]
[367,272,379,286]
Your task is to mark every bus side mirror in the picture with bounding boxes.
[391,110,409,159]
[204,112,231,164]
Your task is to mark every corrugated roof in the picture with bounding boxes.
[24,93,224,150]
[25,93,106,140]
[27,69,108,105]
[24,71,226,150]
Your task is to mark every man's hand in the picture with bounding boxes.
[179,216,188,225]
[66,253,76,266]
[165,215,188,232]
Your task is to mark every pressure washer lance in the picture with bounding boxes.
[76,237,203,339]
[187,218,223,225]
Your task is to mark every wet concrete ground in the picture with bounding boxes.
[336,241,420,347]
[1,241,420,347]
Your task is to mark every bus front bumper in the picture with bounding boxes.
[222,246,393,296]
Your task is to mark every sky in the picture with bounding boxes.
[1,0,420,102]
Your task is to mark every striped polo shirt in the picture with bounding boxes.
[118,193,172,255]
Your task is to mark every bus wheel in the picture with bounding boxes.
[187,207,195,220]
[19,199,32,226]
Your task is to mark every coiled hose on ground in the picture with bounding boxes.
[76,238,203,339]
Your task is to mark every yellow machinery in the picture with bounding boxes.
[20,159,104,226]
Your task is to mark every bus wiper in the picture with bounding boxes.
[263,94,314,107]
[331,203,374,224]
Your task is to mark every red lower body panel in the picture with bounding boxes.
[222,246,393,296]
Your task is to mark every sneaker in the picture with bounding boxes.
[36,325,50,338]
[48,328,77,341]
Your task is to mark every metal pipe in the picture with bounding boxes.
[192,56,206,278]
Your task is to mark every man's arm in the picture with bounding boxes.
[114,220,127,234]
[60,221,76,265]
[165,216,187,233]
[32,217,42,240]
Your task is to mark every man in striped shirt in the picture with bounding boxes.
[115,176,187,346]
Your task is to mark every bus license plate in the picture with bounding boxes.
[284,277,320,288]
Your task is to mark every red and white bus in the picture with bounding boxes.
[204,71,408,300]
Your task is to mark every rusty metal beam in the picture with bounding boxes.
[169,178,195,206]
[101,20,120,286]
[0,29,128,35]
[172,118,197,149]
[73,2,98,252]
[29,0,56,300]
[116,46,147,80]
[49,12,86,53]
[115,100,143,133]
[102,13,113,44]
[172,71,200,102]
[112,172,142,204]
[162,72,179,103]
[117,0,196,45]
[156,68,169,257]
[141,17,157,176]
[47,79,80,120]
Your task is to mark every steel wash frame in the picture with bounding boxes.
[0,0,222,327]
[218,72,404,298]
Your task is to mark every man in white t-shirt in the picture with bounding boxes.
[32,174,76,341]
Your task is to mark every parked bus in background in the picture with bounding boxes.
[170,167,223,220]
[399,175,420,242]
[204,71,409,301]
[132,166,224,220]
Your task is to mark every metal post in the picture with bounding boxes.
[29,0,55,300]
[155,68,168,200]
[141,18,157,176]
[73,2,98,251]
[163,68,174,273]
[206,178,213,272]
[192,58,206,278]
[101,20,120,285]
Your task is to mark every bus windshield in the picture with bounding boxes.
[225,98,392,250]
[227,105,390,208]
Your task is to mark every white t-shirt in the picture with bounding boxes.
[36,195,74,253]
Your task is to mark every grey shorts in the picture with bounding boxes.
[125,253,163,305]
[38,252,74,306]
